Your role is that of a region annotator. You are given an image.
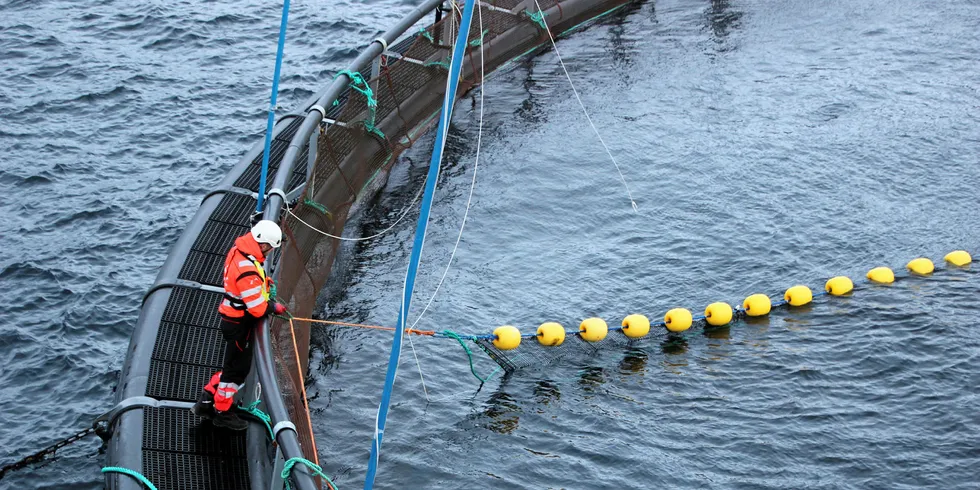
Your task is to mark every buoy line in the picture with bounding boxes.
[482,251,974,351]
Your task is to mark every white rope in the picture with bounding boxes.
[288,177,425,242]
[409,2,486,330]
[532,0,638,212]
[406,328,430,401]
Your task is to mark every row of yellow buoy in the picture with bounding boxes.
[489,251,973,351]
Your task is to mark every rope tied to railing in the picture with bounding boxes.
[334,69,387,139]
[237,400,274,441]
[282,457,337,490]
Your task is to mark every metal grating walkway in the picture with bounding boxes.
[137,115,308,489]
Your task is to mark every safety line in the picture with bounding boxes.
[287,177,424,242]
[289,316,435,336]
[286,318,320,467]
[531,0,638,212]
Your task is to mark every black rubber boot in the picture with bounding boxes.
[212,410,248,431]
[190,390,216,419]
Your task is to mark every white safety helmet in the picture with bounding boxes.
[251,220,282,248]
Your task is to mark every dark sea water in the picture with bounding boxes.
[2,0,979,489]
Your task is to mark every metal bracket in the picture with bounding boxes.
[94,396,195,438]
[266,188,288,205]
[381,50,427,66]
[201,186,259,206]
[141,279,225,306]
[309,104,327,120]
[477,0,518,14]
[372,37,388,52]
[272,420,297,439]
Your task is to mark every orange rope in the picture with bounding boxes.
[286,318,321,471]
[289,316,435,336]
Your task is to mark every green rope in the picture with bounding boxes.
[101,467,157,490]
[364,124,387,142]
[418,27,434,43]
[334,69,380,133]
[302,197,332,218]
[525,9,547,30]
[237,400,274,441]
[469,29,489,47]
[282,457,338,490]
[441,329,487,383]
[424,58,451,70]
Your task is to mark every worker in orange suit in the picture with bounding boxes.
[192,219,287,430]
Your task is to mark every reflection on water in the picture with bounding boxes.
[482,390,521,434]
[661,333,688,355]
[618,347,648,374]
[578,366,607,391]
[533,380,561,405]
[703,324,730,340]
[661,334,689,374]
[516,58,545,125]
[782,305,814,332]
[705,0,743,43]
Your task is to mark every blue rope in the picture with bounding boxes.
[282,457,338,490]
[255,0,291,213]
[102,467,157,490]
[364,1,478,488]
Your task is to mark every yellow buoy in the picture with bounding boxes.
[492,325,521,350]
[704,302,733,326]
[866,266,895,284]
[742,294,771,317]
[579,317,608,342]
[784,285,812,306]
[536,322,565,346]
[944,250,972,267]
[664,308,693,332]
[906,257,934,275]
[621,314,650,338]
[825,276,853,295]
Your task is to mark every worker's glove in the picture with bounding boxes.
[272,302,288,315]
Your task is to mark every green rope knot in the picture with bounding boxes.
[237,400,274,441]
[282,457,338,490]
[302,197,333,219]
[363,123,388,143]
[469,29,489,47]
[102,467,157,490]
[418,27,435,43]
[441,329,488,383]
[335,69,382,134]
[525,9,548,30]
[334,69,376,109]
[424,58,451,70]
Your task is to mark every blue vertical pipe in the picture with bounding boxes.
[256,0,292,213]
[364,1,477,488]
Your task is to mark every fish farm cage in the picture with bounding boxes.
[105,1,636,489]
